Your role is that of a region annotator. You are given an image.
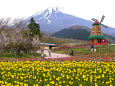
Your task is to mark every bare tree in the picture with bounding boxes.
[10,18,27,57]
[12,29,23,57]
[0,18,11,30]
[0,17,41,58]
[0,31,9,57]
[0,18,11,57]
[32,35,40,56]
[12,18,27,29]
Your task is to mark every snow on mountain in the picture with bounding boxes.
[25,7,92,32]
[26,7,63,24]
[25,7,115,37]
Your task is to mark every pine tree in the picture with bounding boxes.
[28,17,42,40]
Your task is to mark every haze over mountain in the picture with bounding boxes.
[52,25,90,41]
[25,8,115,37]
[52,25,115,43]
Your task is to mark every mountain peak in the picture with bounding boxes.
[30,7,61,18]
[30,7,64,24]
[45,7,61,14]
[25,8,115,37]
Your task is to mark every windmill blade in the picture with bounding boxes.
[100,15,105,23]
[101,24,108,28]
[92,18,98,21]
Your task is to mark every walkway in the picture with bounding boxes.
[38,50,70,58]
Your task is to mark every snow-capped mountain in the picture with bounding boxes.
[30,8,60,24]
[25,7,92,32]
[25,8,115,37]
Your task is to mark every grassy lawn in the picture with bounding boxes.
[53,44,115,57]
[53,48,91,55]
[0,53,41,58]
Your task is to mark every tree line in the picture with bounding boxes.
[0,17,42,58]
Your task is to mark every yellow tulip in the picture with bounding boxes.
[47,84,50,86]
[50,81,54,84]
[79,84,82,86]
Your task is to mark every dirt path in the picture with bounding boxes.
[38,50,70,58]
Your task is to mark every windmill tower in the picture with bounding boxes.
[88,15,108,44]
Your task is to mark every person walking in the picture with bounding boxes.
[41,48,44,58]
[70,49,74,56]
[91,45,94,53]
[49,49,51,57]
[49,45,52,50]
[94,48,96,53]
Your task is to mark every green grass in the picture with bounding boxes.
[0,53,41,58]
[53,44,115,57]
[53,48,91,55]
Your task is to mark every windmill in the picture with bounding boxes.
[92,15,108,28]
[88,15,109,44]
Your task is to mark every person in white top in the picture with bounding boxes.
[49,49,51,57]
[41,48,44,58]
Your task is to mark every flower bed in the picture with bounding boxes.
[0,56,114,62]
[0,61,115,86]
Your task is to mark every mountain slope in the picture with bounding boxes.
[52,25,115,43]
[25,8,115,36]
[52,25,90,41]
[25,8,92,32]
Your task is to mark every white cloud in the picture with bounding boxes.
[0,0,115,27]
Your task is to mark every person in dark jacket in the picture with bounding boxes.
[70,49,74,56]
[49,46,52,50]
[91,45,94,53]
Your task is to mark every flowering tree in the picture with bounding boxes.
[32,35,40,56]
[0,31,9,57]
[28,18,42,56]
[0,18,10,57]
[0,17,41,57]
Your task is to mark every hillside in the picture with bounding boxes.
[52,25,115,43]
[41,35,87,46]
[52,25,90,41]
[25,8,115,37]
[25,8,92,32]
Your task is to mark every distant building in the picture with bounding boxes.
[88,21,109,45]
[40,43,56,49]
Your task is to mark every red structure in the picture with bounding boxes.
[92,39,110,45]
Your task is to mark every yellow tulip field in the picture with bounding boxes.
[0,61,115,86]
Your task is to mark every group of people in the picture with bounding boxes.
[91,45,96,53]
[41,46,52,58]
[70,44,96,56]
[41,44,96,58]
